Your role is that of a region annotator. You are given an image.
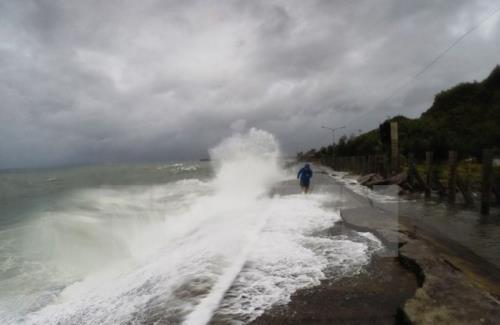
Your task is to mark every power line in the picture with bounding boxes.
[344,5,500,128]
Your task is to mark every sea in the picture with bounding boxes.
[0,129,382,325]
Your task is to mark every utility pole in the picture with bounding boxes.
[390,121,399,173]
[321,125,346,147]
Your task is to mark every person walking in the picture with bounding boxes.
[297,163,313,193]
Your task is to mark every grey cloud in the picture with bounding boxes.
[1,0,499,168]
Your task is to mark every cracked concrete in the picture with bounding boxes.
[341,206,500,325]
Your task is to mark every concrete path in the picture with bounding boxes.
[339,182,500,324]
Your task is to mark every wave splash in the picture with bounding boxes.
[1,129,379,325]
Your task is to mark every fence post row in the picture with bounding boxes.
[327,148,496,215]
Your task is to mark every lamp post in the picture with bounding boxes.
[321,125,346,147]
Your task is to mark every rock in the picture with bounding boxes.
[388,171,408,185]
[366,175,390,187]
[358,172,408,188]
[357,173,376,185]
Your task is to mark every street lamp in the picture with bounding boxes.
[321,125,346,147]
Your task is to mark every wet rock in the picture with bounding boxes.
[366,175,390,187]
[357,173,377,185]
[357,172,408,188]
[388,171,407,185]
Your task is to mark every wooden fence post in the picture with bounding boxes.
[425,152,433,198]
[362,156,368,175]
[448,151,458,204]
[481,149,493,215]
[382,154,389,178]
[378,155,383,175]
[457,175,474,207]
[390,122,399,174]
[407,153,415,187]
[493,184,500,205]
[434,168,447,197]
[369,156,375,174]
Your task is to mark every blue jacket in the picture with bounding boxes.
[297,165,313,184]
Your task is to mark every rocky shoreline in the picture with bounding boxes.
[250,170,500,325]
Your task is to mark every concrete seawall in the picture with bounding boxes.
[252,165,500,324]
[340,190,500,324]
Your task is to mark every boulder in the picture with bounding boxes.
[358,173,376,185]
[366,174,389,187]
[388,171,408,185]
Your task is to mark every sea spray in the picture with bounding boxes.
[1,129,381,325]
[184,128,285,324]
[209,128,285,198]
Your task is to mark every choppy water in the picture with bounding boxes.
[0,129,381,324]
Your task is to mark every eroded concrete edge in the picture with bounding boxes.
[340,207,500,325]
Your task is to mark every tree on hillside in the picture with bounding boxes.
[304,65,500,162]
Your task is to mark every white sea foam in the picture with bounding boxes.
[1,129,381,325]
[328,171,402,203]
[156,162,199,173]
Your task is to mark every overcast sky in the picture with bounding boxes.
[1,0,499,168]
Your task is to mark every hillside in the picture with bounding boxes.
[305,65,500,161]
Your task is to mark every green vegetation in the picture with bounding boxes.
[302,65,500,162]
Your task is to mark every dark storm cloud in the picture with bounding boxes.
[1,0,499,168]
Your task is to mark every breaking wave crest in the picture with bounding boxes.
[0,129,380,325]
